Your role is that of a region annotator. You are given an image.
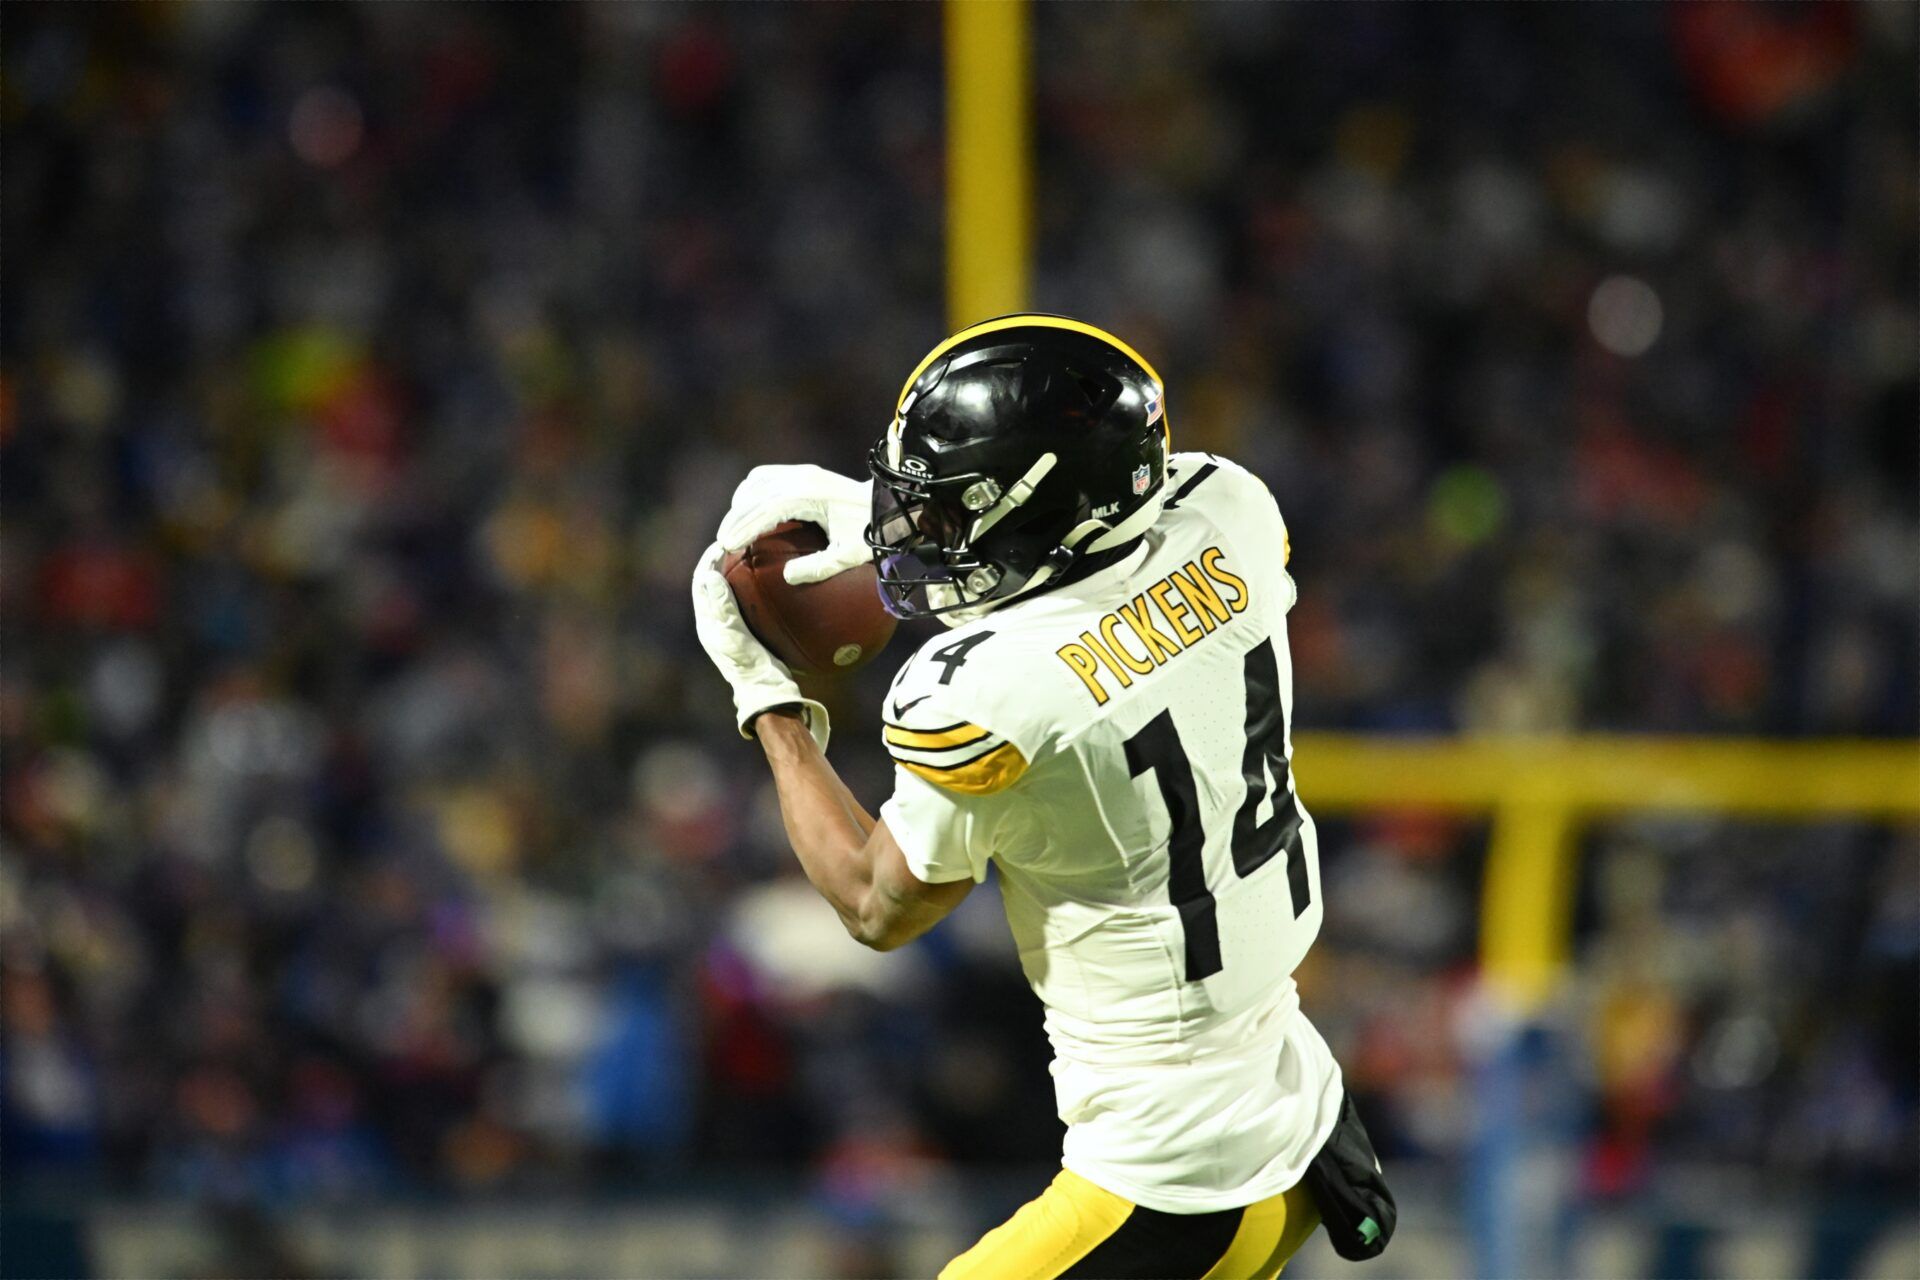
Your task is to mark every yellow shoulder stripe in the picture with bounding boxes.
[895,314,1165,410]
[884,721,992,752]
[900,741,1028,796]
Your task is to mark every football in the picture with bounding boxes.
[721,521,898,676]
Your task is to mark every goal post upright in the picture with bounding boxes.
[945,0,1031,330]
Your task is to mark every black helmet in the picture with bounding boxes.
[867,314,1171,622]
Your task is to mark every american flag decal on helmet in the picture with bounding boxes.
[1144,389,1163,426]
[1132,463,1152,495]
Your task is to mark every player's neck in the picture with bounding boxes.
[1048,537,1145,595]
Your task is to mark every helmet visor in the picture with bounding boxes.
[866,447,1000,620]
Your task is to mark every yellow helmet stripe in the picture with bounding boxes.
[894,314,1166,411]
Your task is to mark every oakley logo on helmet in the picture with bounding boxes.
[901,457,932,477]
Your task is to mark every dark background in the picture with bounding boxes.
[3,4,1914,1276]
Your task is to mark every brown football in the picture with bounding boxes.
[721,521,897,677]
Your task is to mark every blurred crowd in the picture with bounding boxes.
[3,0,1913,1229]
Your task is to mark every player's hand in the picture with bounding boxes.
[691,542,831,750]
[717,464,872,585]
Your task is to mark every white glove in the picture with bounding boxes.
[691,542,831,751]
[716,464,872,585]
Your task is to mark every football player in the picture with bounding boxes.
[691,316,1394,1278]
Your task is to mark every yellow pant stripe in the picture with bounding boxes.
[941,1171,1322,1280]
[1200,1182,1320,1280]
[939,1170,1133,1280]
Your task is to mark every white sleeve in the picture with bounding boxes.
[874,626,1049,884]
[881,767,1001,884]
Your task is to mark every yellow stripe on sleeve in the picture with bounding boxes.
[884,721,993,752]
[900,741,1029,796]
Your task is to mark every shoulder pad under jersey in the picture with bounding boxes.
[879,618,1072,796]
[1164,451,1290,566]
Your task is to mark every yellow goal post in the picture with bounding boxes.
[1291,735,1920,1011]
[946,0,1031,331]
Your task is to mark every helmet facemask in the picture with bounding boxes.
[866,439,1070,622]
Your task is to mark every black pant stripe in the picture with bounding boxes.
[1060,1201,1246,1279]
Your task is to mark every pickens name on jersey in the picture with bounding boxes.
[1054,545,1250,706]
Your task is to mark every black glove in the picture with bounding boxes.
[1301,1090,1397,1262]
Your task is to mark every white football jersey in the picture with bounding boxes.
[877,452,1343,1213]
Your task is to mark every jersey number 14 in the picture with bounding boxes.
[1124,637,1311,982]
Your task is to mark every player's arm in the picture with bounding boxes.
[691,525,968,949]
[756,709,973,950]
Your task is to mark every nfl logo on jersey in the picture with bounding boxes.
[1132,463,1152,495]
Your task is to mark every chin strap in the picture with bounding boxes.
[938,441,1170,627]
[938,485,1166,627]
[967,452,1058,542]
